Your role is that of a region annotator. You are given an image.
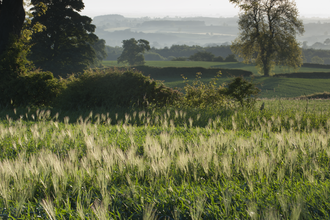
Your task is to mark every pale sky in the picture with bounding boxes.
[81,0,330,19]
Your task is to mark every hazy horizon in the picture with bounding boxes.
[81,0,330,19]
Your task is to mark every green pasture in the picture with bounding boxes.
[102,60,330,75]
[102,61,330,98]
[163,77,330,99]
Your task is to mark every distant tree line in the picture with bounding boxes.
[105,44,330,65]
[302,48,330,64]
[104,44,234,61]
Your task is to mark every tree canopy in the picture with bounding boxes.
[117,38,150,66]
[0,0,25,57]
[230,0,304,76]
[29,0,101,76]
[189,51,215,61]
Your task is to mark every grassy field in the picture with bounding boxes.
[163,77,330,99]
[102,60,330,75]
[0,100,330,219]
[102,61,330,98]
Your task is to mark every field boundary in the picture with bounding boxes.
[105,66,253,78]
[274,72,330,78]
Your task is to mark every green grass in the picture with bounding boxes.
[102,60,330,75]
[0,101,330,219]
[162,76,330,98]
[102,61,330,98]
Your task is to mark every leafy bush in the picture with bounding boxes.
[0,70,64,107]
[0,36,64,107]
[311,56,324,64]
[213,56,224,62]
[56,68,182,109]
[224,54,238,62]
[144,52,166,61]
[180,72,230,109]
[223,76,260,107]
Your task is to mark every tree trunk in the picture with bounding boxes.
[0,0,25,57]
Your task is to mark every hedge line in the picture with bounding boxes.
[301,63,330,69]
[274,72,330,79]
[112,66,253,79]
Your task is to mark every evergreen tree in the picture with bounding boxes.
[29,0,100,76]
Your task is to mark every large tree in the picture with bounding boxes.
[117,38,150,66]
[230,0,304,76]
[29,0,99,76]
[0,0,25,57]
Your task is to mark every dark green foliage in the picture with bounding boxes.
[117,38,150,65]
[224,54,238,62]
[189,51,215,61]
[29,0,99,77]
[302,48,330,64]
[181,72,228,108]
[0,35,62,107]
[224,76,260,107]
[301,63,330,69]
[274,72,330,78]
[213,56,224,62]
[90,39,107,67]
[128,66,253,79]
[0,35,33,79]
[56,68,182,109]
[104,45,123,60]
[1,70,64,107]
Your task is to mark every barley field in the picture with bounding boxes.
[0,99,330,219]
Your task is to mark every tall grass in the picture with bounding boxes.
[0,100,329,218]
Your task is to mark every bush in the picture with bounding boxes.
[0,70,64,107]
[144,52,166,61]
[224,54,238,62]
[311,56,324,64]
[213,56,224,62]
[223,76,260,107]
[180,72,229,109]
[56,68,182,109]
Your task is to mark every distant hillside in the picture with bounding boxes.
[92,14,330,49]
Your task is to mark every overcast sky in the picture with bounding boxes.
[81,0,330,19]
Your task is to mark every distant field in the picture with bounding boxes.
[162,77,330,99]
[102,60,330,98]
[102,60,330,75]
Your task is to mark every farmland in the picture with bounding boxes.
[0,99,330,219]
[0,60,329,219]
[102,61,330,98]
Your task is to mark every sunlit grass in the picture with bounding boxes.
[0,100,330,218]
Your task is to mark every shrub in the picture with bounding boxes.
[223,76,260,108]
[144,52,166,61]
[311,56,324,64]
[56,68,182,109]
[0,70,64,107]
[180,72,230,109]
[224,54,238,62]
[213,56,224,62]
